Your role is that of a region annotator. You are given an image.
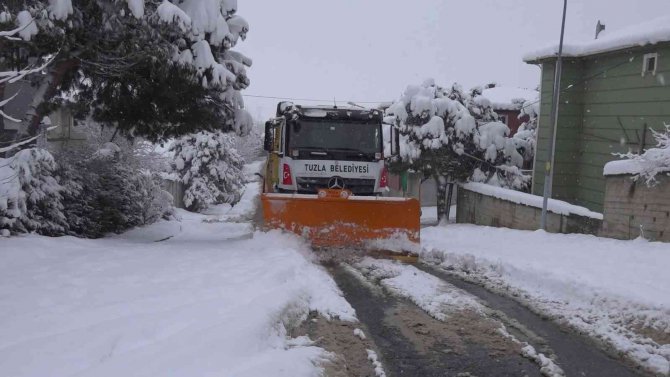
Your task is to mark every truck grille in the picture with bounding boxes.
[296,177,376,195]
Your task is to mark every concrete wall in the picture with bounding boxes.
[601,174,670,242]
[457,187,601,235]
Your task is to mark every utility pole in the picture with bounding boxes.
[541,0,568,230]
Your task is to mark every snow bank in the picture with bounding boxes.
[0,223,354,377]
[525,15,670,61]
[422,225,670,375]
[481,87,538,111]
[461,182,603,220]
[0,159,356,376]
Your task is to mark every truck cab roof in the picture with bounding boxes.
[276,102,383,123]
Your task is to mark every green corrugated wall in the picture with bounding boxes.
[532,44,670,212]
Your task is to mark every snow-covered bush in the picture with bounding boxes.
[56,143,174,238]
[171,131,245,212]
[615,124,670,185]
[0,148,67,236]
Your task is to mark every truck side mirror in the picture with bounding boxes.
[263,121,274,152]
[390,127,400,157]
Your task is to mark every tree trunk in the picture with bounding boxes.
[445,183,454,222]
[24,58,79,136]
[435,175,449,225]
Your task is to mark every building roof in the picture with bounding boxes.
[524,15,670,62]
[480,87,538,111]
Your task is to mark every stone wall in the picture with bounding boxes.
[456,187,601,235]
[601,174,670,242]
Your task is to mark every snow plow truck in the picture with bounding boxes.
[261,102,420,260]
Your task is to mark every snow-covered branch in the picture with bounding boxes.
[0,54,57,85]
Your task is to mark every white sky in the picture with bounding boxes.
[236,0,670,120]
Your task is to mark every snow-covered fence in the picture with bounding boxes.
[601,174,670,242]
[456,183,602,235]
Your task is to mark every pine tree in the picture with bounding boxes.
[0,148,67,236]
[1,0,253,142]
[170,130,245,212]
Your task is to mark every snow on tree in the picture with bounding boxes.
[385,79,479,223]
[1,0,253,142]
[0,148,67,236]
[170,130,245,212]
[514,97,540,163]
[470,121,531,191]
[386,79,538,222]
[610,124,670,185]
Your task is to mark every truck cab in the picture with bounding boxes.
[264,102,391,196]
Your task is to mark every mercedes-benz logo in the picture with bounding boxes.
[327,176,345,190]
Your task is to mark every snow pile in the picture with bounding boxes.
[604,124,670,184]
[353,328,366,340]
[354,258,484,320]
[525,15,670,61]
[461,182,604,219]
[366,349,387,377]
[520,344,566,377]
[422,225,670,375]
[481,87,538,111]
[0,215,355,377]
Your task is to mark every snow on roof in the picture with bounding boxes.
[461,182,603,220]
[480,87,538,111]
[524,15,670,62]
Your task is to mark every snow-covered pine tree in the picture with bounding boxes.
[55,128,175,238]
[1,0,253,142]
[170,131,245,212]
[0,148,67,236]
[385,79,479,223]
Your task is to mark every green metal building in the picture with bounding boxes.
[525,17,670,213]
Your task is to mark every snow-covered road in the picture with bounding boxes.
[0,164,356,377]
[421,225,670,375]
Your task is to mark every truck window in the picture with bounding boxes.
[288,121,381,154]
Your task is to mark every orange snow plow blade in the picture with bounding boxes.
[261,189,420,260]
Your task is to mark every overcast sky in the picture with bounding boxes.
[236,0,670,120]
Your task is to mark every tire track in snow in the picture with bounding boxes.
[416,263,649,377]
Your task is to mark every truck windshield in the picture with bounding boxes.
[288,121,381,154]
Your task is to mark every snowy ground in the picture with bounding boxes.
[420,205,456,225]
[0,160,357,377]
[421,225,670,375]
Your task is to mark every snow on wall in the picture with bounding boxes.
[481,87,538,111]
[604,125,670,184]
[461,182,603,220]
[524,15,670,61]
